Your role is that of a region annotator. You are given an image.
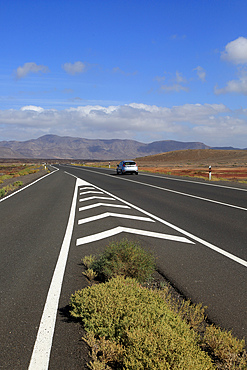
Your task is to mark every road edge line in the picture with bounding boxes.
[28,177,85,369]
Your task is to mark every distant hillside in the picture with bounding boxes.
[136,149,247,167]
[0,147,23,159]
[0,134,212,159]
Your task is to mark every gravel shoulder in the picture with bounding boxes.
[0,168,50,197]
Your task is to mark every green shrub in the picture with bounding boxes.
[0,188,5,198]
[70,276,214,369]
[82,268,98,281]
[73,240,246,369]
[160,289,207,332]
[13,181,23,187]
[82,255,96,269]
[204,325,246,369]
[18,166,37,176]
[91,239,155,283]
[1,174,12,180]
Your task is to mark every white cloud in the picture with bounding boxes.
[175,71,187,83]
[214,69,247,95]
[221,37,247,64]
[159,71,189,93]
[194,66,206,82]
[21,105,44,112]
[14,62,49,79]
[216,38,247,95]
[62,61,86,75]
[1,102,246,147]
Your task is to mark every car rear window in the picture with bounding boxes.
[124,161,136,165]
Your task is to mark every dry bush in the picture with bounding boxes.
[70,276,214,369]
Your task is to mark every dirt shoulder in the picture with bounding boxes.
[0,165,50,199]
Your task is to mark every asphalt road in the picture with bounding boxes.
[0,164,246,369]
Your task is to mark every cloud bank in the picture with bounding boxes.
[0,103,246,148]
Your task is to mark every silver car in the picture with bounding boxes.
[116,160,138,175]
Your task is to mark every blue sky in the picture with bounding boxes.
[1,0,247,147]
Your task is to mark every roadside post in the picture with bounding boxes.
[109,162,111,168]
[209,165,211,180]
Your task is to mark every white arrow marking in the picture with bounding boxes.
[78,212,155,225]
[79,186,95,190]
[76,226,194,246]
[80,190,104,195]
[79,196,115,202]
[79,203,131,211]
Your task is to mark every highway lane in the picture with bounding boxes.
[64,165,247,261]
[58,164,247,340]
[0,169,77,369]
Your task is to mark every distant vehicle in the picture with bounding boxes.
[116,160,138,175]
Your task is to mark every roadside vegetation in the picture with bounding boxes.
[70,239,247,369]
[0,163,47,198]
[0,181,23,198]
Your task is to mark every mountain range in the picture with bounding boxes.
[0,134,244,160]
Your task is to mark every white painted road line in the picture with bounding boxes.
[28,177,85,370]
[79,190,104,195]
[142,171,247,192]
[79,186,95,190]
[76,167,247,211]
[79,196,115,202]
[78,212,155,225]
[79,203,131,211]
[76,226,194,246]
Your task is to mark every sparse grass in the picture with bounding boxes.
[0,162,47,197]
[0,188,5,197]
[0,181,23,198]
[13,181,23,187]
[0,174,12,181]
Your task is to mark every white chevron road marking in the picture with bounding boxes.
[79,186,95,190]
[78,212,155,225]
[80,190,104,195]
[79,196,115,202]
[79,203,131,211]
[76,226,194,246]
